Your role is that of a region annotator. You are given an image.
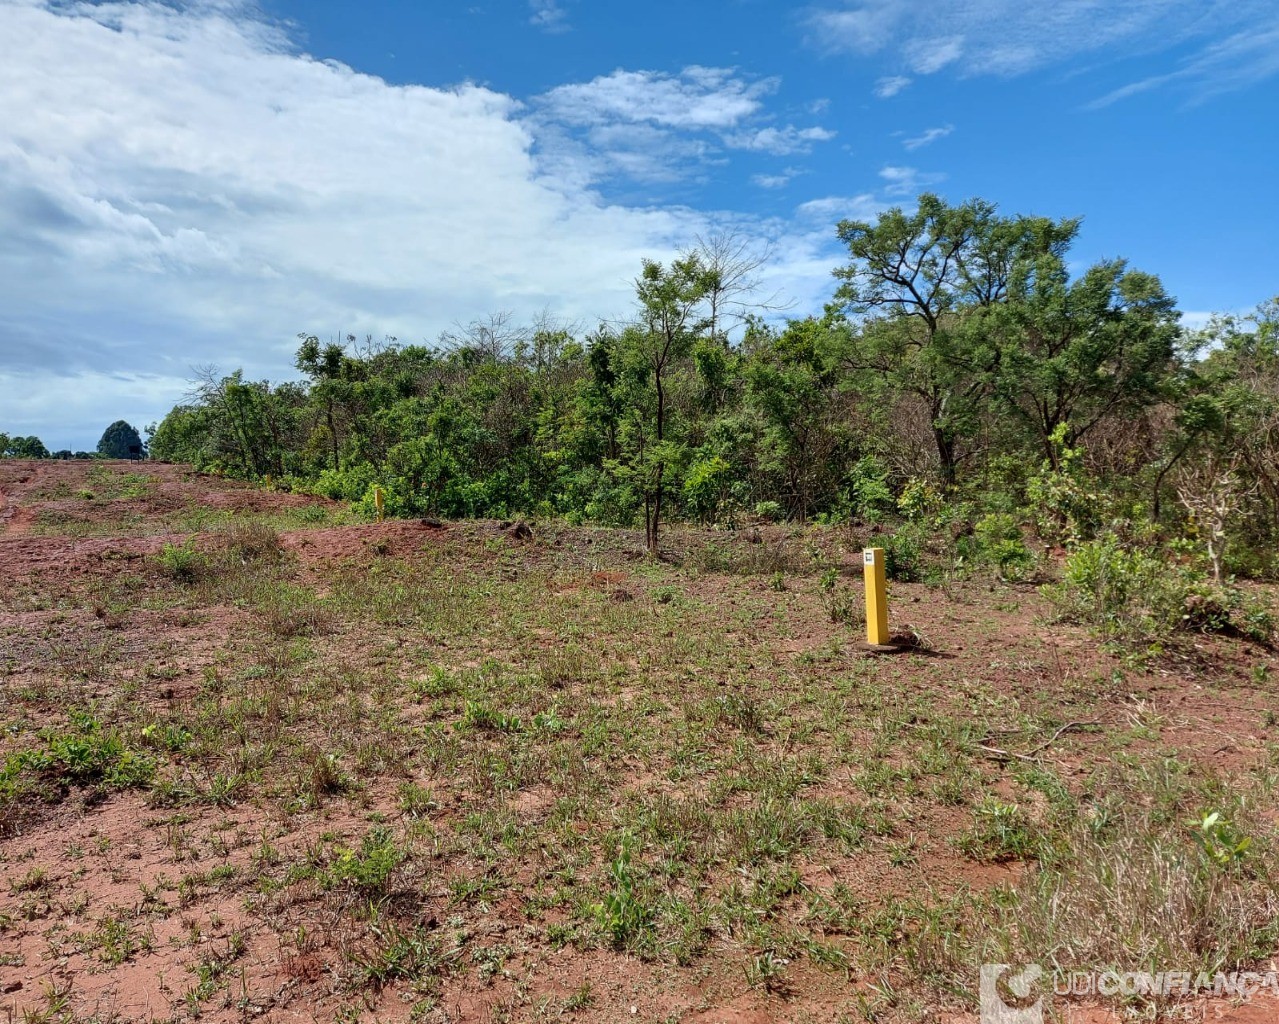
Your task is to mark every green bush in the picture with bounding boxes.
[324,826,404,896]
[1044,536,1186,641]
[966,513,1036,580]
[870,526,923,582]
[753,500,783,522]
[896,477,942,522]
[156,540,204,582]
[846,456,895,523]
[682,453,734,525]
[356,481,402,520]
[1025,426,1104,546]
[1,713,157,800]
[313,462,379,503]
[1044,535,1274,645]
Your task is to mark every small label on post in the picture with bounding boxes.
[863,550,875,565]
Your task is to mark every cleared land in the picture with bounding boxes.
[1,461,1276,1023]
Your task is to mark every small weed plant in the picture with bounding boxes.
[157,540,203,582]
[593,834,652,950]
[324,827,405,897]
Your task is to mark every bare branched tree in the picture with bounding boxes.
[684,229,791,341]
[1175,455,1257,582]
[439,311,528,360]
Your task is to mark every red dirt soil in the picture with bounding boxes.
[1,460,1276,1024]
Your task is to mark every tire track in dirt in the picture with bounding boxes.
[0,459,50,534]
[0,469,21,533]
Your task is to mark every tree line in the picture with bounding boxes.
[143,194,1276,569]
[0,421,145,461]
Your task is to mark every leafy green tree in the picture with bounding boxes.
[614,255,716,553]
[295,335,351,473]
[3,435,50,458]
[135,219,1279,571]
[581,329,625,464]
[830,194,1076,484]
[147,407,212,465]
[97,420,145,460]
[1169,299,1279,538]
[745,317,851,520]
[989,255,1179,462]
[184,368,306,479]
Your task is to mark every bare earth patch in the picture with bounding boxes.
[1,460,1277,1023]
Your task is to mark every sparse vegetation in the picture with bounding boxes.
[3,454,1279,1021]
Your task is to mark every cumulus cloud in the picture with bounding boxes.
[538,66,777,130]
[0,2,699,444]
[725,125,837,156]
[0,3,848,447]
[807,0,1279,100]
[531,66,835,184]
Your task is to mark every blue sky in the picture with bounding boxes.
[1,0,1277,450]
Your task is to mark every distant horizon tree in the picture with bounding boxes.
[1,434,51,458]
[97,420,145,460]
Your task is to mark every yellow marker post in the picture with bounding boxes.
[863,547,890,646]
[374,486,385,523]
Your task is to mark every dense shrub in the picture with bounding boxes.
[965,513,1036,580]
[1043,534,1273,645]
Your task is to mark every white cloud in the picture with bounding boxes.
[878,165,945,196]
[538,66,776,131]
[873,75,911,98]
[532,67,834,183]
[1090,24,1279,107]
[529,0,570,33]
[0,2,712,443]
[0,2,851,447]
[905,36,963,74]
[725,125,836,156]
[806,1,900,54]
[796,194,888,224]
[808,0,1279,99]
[752,168,804,189]
[901,125,953,150]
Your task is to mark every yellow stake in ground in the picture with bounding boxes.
[374,486,385,523]
[863,547,889,646]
